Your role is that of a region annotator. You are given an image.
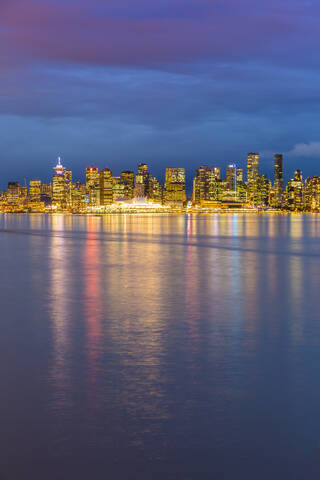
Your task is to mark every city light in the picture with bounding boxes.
[1,155,319,214]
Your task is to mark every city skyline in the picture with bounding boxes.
[0,150,317,191]
[2,152,320,213]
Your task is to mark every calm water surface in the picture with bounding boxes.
[1,213,320,479]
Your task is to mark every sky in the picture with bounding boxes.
[1,0,320,187]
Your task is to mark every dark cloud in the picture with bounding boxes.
[0,0,320,184]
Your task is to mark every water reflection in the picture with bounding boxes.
[3,213,320,479]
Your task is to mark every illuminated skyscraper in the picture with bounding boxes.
[99,167,113,205]
[164,168,186,205]
[273,154,284,208]
[86,166,99,188]
[120,171,134,199]
[226,164,237,191]
[6,182,20,204]
[304,176,320,211]
[29,180,41,201]
[192,166,223,205]
[247,153,259,183]
[86,166,100,206]
[247,153,259,203]
[236,168,243,184]
[285,170,303,211]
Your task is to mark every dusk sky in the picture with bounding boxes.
[1,0,320,186]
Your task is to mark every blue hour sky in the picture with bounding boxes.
[1,0,320,186]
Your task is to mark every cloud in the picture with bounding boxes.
[288,142,320,158]
[0,0,319,69]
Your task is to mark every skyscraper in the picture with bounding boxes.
[247,153,259,203]
[86,166,100,206]
[164,168,186,205]
[99,168,113,205]
[226,164,237,191]
[29,180,41,201]
[274,154,284,208]
[247,153,259,183]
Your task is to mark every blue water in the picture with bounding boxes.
[1,213,320,479]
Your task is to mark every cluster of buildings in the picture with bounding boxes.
[1,153,319,213]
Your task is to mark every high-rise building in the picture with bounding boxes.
[236,168,243,184]
[86,166,99,188]
[304,176,320,211]
[192,166,222,205]
[29,180,41,201]
[86,166,100,206]
[273,154,284,208]
[226,164,237,191]
[121,171,135,199]
[247,153,259,203]
[99,168,113,205]
[6,182,20,204]
[164,168,186,205]
[247,153,259,183]
[284,170,303,211]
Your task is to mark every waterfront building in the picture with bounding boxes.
[236,168,243,184]
[6,182,20,204]
[86,166,100,206]
[247,153,259,183]
[226,164,237,191]
[120,171,134,199]
[164,168,186,205]
[285,170,304,211]
[29,180,41,202]
[304,176,320,211]
[247,153,259,203]
[192,166,221,205]
[100,167,113,205]
[273,154,284,208]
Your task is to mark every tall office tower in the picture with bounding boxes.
[192,166,210,205]
[64,169,72,206]
[149,176,163,204]
[247,153,259,203]
[72,181,86,211]
[164,168,186,205]
[86,166,100,206]
[135,163,151,198]
[52,157,67,207]
[254,174,270,206]
[273,154,284,208]
[86,166,99,188]
[6,182,20,204]
[99,167,113,205]
[236,168,243,184]
[193,166,222,204]
[29,180,41,201]
[284,170,304,211]
[226,164,237,191]
[247,153,259,183]
[164,168,187,205]
[121,171,135,199]
[304,176,320,211]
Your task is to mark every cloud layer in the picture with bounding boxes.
[0,0,320,184]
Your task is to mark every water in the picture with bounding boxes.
[1,213,320,479]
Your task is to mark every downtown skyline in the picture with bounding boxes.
[2,152,320,213]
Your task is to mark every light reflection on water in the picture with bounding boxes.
[1,214,320,479]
